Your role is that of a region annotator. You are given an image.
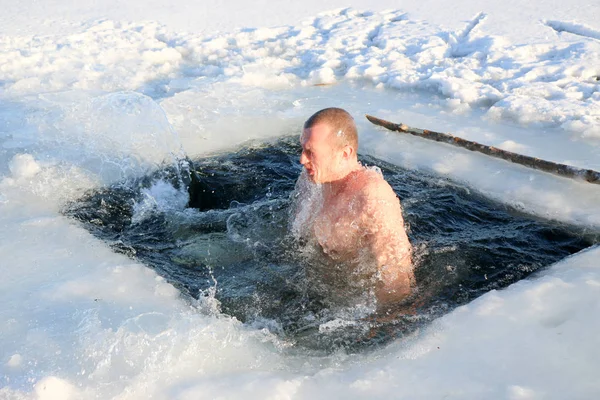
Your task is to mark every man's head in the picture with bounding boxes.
[300,108,359,183]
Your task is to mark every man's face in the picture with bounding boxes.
[300,124,343,184]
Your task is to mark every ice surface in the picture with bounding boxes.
[1,0,599,399]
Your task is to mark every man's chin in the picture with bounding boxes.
[303,168,326,184]
[309,175,324,184]
[304,170,317,183]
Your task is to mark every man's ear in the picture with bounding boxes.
[342,144,354,159]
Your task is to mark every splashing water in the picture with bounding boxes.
[64,136,598,352]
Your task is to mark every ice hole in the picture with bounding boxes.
[64,136,598,352]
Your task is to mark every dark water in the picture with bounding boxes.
[63,136,598,352]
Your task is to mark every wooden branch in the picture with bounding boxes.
[365,114,600,185]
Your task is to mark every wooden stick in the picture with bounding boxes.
[365,114,600,185]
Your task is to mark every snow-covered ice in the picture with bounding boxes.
[1,0,599,398]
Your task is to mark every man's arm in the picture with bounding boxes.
[360,177,414,305]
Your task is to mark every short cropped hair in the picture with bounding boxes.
[303,107,358,150]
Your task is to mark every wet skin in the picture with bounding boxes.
[299,123,414,306]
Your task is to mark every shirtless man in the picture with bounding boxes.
[293,107,414,307]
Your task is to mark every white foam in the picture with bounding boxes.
[5,354,23,368]
[131,180,189,224]
[8,154,41,179]
[34,377,80,400]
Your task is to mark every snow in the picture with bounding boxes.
[2,7,599,136]
[1,0,600,399]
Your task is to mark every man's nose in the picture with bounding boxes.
[300,151,308,165]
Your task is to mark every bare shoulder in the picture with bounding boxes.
[353,167,398,204]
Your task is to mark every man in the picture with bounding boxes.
[292,107,414,308]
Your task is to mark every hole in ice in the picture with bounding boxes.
[63,136,598,352]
